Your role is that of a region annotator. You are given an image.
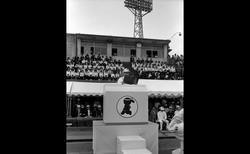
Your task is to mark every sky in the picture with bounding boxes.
[67,0,183,55]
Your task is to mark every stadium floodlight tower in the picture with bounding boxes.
[124,0,153,38]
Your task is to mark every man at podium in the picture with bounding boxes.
[117,68,138,85]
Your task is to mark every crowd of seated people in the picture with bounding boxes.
[66,98,103,127]
[66,54,125,81]
[67,96,183,128]
[130,54,184,80]
[74,101,103,118]
[149,97,183,131]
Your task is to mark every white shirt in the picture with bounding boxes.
[117,76,124,84]
[66,71,70,76]
[99,72,104,77]
[157,111,167,121]
[80,72,84,76]
[70,71,75,76]
[168,109,183,131]
[87,109,90,116]
[115,73,120,78]
[74,71,79,76]
[174,110,180,116]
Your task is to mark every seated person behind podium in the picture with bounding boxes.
[157,106,169,131]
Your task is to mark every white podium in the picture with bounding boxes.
[93,121,158,154]
[93,84,158,154]
[103,84,148,124]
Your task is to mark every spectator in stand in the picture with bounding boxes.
[76,103,81,117]
[111,70,115,80]
[92,102,102,118]
[83,62,88,70]
[92,103,98,117]
[157,106,169,131]
[130,55,135,63]
[75,69,80,79]
[98,70,104,80]
[161,99,167,107]
[103,69,109,80]
[167,105,175,122]
[66,57,71,64]
[86,69,91,80]
[149,102,160,123]
[115,71,120,80]
[79,69,84,80]
[107,69,112,80]
[164,104,169,115]
[93,69,98,80]
[174,105,182,116]
[80,104,87,117]
[87,62,92,69]
[97,54,101,61]
[97,105,103,117]
[86,104,92,117]
[66,68,70,79]
[70,68,75,79]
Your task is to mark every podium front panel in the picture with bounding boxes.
[103,84,148,124]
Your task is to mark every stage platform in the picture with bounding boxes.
[67,127,177,142]
[67,127,181,154]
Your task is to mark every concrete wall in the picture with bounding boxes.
[67,34,168,62]
[82,42,92,55]
[94,42,107,56]
[112,44,124,57]
[67,34,76,58]
[141,46,164,59]
[123,45,136,57]
[113,56,131,62]
[82,42,107,56]
[112,43,136,58]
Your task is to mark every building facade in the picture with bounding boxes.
[67,33,171,62]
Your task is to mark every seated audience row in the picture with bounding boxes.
[67,53,183,81]
[66,54,125,81]
[66,67,121,81]
[67,54,122,66]
[131,55,184,80]
[130,54,184,68]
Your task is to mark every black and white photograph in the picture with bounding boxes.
[66,0,183,154]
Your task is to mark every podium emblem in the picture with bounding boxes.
[116,96,138,118]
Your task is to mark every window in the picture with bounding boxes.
[153,50,158,58]
[81,46,84,56]
[130,49,136,57]
[112,48,117,56]
[146,50,152,58]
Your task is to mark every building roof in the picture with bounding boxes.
[67,33,170,46]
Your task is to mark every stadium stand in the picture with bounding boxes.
[66,53,183,81]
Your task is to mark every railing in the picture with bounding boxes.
[66,117,103,127]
